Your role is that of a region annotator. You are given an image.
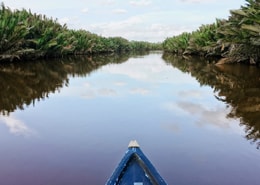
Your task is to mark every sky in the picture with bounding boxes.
[2,0,245,42]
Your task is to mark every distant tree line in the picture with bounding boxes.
[162,0,260,65]
[0,3,161,62]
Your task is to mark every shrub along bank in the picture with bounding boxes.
[0,3,161,62]
[163,0,260,65]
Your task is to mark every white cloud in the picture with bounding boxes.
[87,15,192,42]
[140,23,191,42]
[0,115,35,136]
[129,0,152,6]
[130,88,150,95]
[179,0,216,3]
[113,9,127,14]
[114,81,127,86]
[58,16,81,28]
[87,16,144,39]
[59,17,70,25]
[108,16,143,28]
[85,9,208,41]
[81,8,89,13]
[100,0,116,5]
[98,88,117,96]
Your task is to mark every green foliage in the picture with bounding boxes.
[0,3,68,60]
[163,20,224,57]
[186,21,221,56]
[0,3,161,62]
[217,0,260,63]
[163,0,260,64]
[130,40,162,51]
[163,32,190,54]
[0,3,30,60]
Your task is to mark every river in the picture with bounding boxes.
[0,52,259,185]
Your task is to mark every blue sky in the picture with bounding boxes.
[3,0,245,42]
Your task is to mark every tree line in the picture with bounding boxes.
[0,3,161,62]
[162,0,260,65]
[1,1,259,64]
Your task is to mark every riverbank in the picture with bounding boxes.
[1,1,259,65]
[162,0,259,65]
[0,3,161,62]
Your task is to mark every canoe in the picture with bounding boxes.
[105,140,168,185]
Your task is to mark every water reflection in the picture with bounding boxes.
[162,53,260,149]
[1,52,259,149]
[0,115,34,136]
[177,101,234,128]
[0,52,259,185]
[0,52,145,115]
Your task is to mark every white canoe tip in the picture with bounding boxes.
[128,140,140,148]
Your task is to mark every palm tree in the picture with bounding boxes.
[217,0,260,64]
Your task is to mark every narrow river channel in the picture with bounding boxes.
[0,52,259,185]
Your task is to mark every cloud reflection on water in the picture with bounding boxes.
[67,54,197,102]
[177,101,232,128]
[0,115,35,137]
[162,99,243,134]
[100,56,194,84]
[161,122,181,133]
[178,89,205,99]
[81,86,117,99]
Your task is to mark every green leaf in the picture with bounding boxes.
[230,9,248,17]
[241,24,260,33]
[48,40,58,48]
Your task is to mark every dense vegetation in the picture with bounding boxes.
[163,0,260,65]
[1,1,259,64]
[0,3,161,62]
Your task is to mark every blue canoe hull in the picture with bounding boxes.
[106,141,167,185]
